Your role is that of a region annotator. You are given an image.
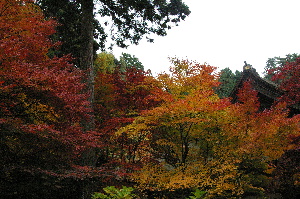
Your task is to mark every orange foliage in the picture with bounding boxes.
[118,59,299,197]
[226,81,299,159]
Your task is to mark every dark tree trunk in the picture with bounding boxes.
[79,0,97,166]
[80,0,94,70]
[80,0,95,132]
[78,1,97,198]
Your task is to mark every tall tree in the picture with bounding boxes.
[79,0,96,132]
[37,0,104,67]
[37,0,191,133]
[37,0,191,60]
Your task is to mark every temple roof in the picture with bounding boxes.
[230,65,282,102]
[229,64,299,115]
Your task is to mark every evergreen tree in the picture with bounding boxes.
[119,53,145,72]
[215,67,241,98]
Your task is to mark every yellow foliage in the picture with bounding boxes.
[116,59,299,197]
[131,159,244,197]
[94,52,116,73]
[17,93,59,124]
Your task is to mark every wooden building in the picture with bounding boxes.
[230,63,300,116]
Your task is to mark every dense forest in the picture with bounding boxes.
[0,1,299,199]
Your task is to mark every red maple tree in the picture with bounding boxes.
[269,57,300,105]
[0,0,100,179]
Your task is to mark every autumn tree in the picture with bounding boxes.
[265,55,300,198]
[224,80,299,197]
[267,57,300,106]
[93,51,156,126]
[0,0,102,197]
[115,59,299,198]
[117,59,242,197]
[94,62,163,169]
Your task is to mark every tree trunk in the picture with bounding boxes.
[79,1,97,198]
[80,0,95,132]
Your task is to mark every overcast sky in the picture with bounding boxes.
[110,0,300,76]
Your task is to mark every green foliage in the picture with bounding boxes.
[187,189,207,199]
[215,67,241,98]
[36,0,104,67]
[37,0,191,55]
[119,53,145,72]
[97,0,191,48]
[92,186,137,199]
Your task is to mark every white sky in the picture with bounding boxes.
[109,0,300,76]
